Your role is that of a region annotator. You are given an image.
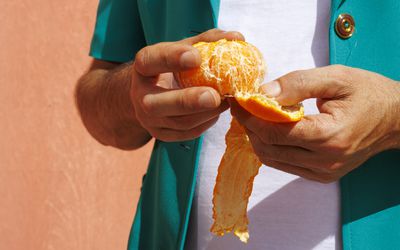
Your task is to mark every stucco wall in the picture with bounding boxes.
[0,1,151,249]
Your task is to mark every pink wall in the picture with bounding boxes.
[0,1,152,249]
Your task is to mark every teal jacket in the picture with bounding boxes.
[90,0,400,249]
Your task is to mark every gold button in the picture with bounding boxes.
[335,14,355,39]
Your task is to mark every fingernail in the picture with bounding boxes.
[261,81,281,97]
[198,91,217,108]
[180,50,199,68]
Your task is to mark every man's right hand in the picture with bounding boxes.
[130,29,244,142]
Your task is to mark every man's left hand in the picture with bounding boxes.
[231,65,400,183]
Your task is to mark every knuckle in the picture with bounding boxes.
[297,71,308,90]
[282,70,308,97]
[305,119,332,144]
[288,70,306,84]
[134,47,151,75]
[178,89,197,111]
[331,64,347,73]
[330,64,352,84]
[163,45,175,69]
[141,95,157,115]
[313,122,330,142]
[324,134,352,154]
[290,122,309,141]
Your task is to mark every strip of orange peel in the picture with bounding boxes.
[211,118,262,243]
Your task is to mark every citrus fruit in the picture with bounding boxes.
[177,39,304,122]
[177,39,265,96]
[177,39,304,243]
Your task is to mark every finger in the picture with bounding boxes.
[152,116,219,142]
[184,28,245,44]
[162,102,228,130]
[145,101,227,130]
[134,42,201,77]
[134,30,246,77]
[246,129,331,172]
[141,87,222,116]
[260,65,353,106]
[230,98,293,145]
[231,98,333,146]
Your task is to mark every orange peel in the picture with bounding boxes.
[177,39,304,242]
[210,118,262,243]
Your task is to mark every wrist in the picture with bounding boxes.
[102,63,152,149]
[76,62,151,150]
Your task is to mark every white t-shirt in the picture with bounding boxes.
[185,0,341,249]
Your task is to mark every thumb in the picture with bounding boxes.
[261,67,349,106]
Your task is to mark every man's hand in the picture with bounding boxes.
[76,29,244,149]
[231,65,400,183]
[131,29,244,142]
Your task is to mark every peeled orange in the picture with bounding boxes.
[177,39,304,123]
[177,39,265,96]
[177,39,304,243]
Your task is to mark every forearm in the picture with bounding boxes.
[75,62,151,150]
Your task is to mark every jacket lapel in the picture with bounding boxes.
[129,1,218,249]
[330,0,400,249]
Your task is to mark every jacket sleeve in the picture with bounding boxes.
[89,0,147,63]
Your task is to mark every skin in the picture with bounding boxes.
[230,65,400,183]
[75,29,244,150]
[76,29,400,183]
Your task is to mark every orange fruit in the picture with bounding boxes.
[177,39,265,96]
[177,39,304,243]
[177,39,304,122]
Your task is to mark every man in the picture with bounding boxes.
[76,0,400,249]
